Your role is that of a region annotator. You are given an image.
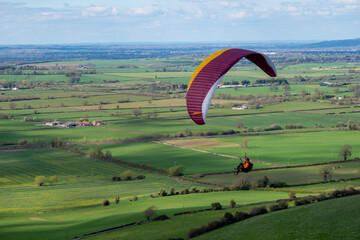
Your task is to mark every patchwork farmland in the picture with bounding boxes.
[1,44,360,240]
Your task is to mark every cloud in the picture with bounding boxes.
[219,1,240,7]
[230,11,248,19]
[127,6,160,16]
[82,5,118,16]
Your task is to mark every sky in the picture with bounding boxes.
[0,0,360,44]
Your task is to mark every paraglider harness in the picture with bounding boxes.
[234,154,253,174]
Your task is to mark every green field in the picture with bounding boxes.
[206,111,356,129]
[196,195,360,240]
[0,191,300,240]
[197,131,360,166]
[71,142,238,175]
[199,162,360,186]
[0,148,206,212]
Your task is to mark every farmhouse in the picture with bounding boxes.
[81,121,93,126]
[45,121,62,126]
[60,122,77,128]
[93,120,103,126]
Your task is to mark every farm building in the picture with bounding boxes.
[45,121,62,126]
[74,121,93,127]
[232,104,250,110]
[92,120,103,126]
[60,122,77,128]
[319,82,333,86]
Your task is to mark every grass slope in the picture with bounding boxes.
[0,191,297,240]
[0,148,205,212]
[196,195,360,240]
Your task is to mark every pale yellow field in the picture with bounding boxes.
[163,138,239,148]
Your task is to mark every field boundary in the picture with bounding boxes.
[188,158,360,179]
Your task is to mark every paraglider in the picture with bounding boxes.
[186,48,277,125]
[234,154,253,174]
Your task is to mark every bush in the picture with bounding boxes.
[294,198,311,206]
[232,177,251,190]
[158,188,167,197]
[270,181,287,188]
[131,196,138,201]
[111,176,121,181]
[264,124,282,131]
[248,206,268,216]
[222,186,231,191]
[201,188,214,193]
[49,175,57,185]
[102,200,110,206]
[257,176,270,188]
[88,147,104,159]
[180,188,190,194]
[104,151,112,161]
[211,202,222,210]
[230,199,236,208]
[268,204,280,212]
[188,227,205,239]
[278,201,288,210]
[135,174,146,180]
[154,214,169,221]
[204,131,217,136]
[50,138,63,148]
[285,123,304,129]
[174,132,184,137]
[18,138,27,145]
[144,206,157,220]
[190,186,199,193]
[35,176,46,186]
[289,190,296,199]
[221,129,236,135]
[120,170,136,180]
[269,203,288,212]
[233,211,249,221]
[168,165,186,176]
[316,193,328,202]
[222,212,234,222]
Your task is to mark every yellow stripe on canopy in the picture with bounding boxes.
[187,48,231,91]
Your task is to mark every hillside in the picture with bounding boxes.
[196,195,360,240]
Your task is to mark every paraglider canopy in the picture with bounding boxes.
[186,48,277,125]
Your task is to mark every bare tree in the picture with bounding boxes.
[132,108,142,118]
[319,167,333,182]
[9,102,16,110]
[240,138,249,148]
